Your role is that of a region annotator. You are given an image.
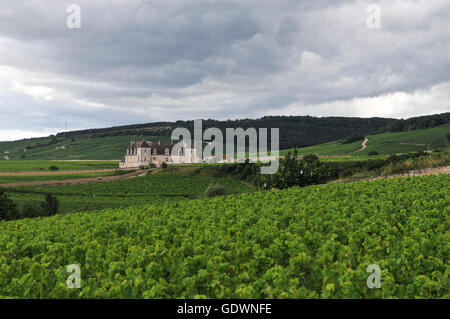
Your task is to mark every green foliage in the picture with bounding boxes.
[204,184,227,198]
[386,112,450,132]
[161,162,167,169]
[5,173,254,214]
[341,134,364,144]
[368,151,379,156]
[0,171,126,184]
[0,175,448,298]
[257,154,332,190]
[0,161,118,172]
[282,124,450,156]
[303,154,319,164]
[20,203,45,219]
[41,194,59,216]
[49,166,59,171]
[0,190,18,221]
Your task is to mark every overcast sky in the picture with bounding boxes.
[0,0,449,141]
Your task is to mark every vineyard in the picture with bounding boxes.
[0,171,125,184]
[0,161,119,172]
[0,174,448,298]
[4,173,254,213]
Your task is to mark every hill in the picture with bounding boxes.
[282,123,450,156]
[1,113,449,160]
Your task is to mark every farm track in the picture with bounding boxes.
[0,168,133,176]
[353,137,369,153]
[331,165,450,184]
[0,169,149,188]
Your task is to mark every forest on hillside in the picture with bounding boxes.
[55,113,450,150]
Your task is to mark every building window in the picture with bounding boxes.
[165,157,168,162]
[165,148,169,155]
[153,157,156,160]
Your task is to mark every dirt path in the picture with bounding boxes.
[0,168,134,176]
[331,166,450,184]
[0,170,149,188]
[353,137,368,153]
[364,166,450,181]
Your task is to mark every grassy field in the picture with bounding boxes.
[0,160,119,172]
[281,124,450,156]
[4,172,255,214]
[0,135,171,160]
[0,174,448,298]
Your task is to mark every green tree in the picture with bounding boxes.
[41,194,59,216]
[0,190,18,221]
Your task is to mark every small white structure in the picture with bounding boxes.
[119,140,199,168]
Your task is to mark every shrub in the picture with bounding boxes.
[41,194,59,216]
[0,190,18,221]
[49,165,59,171]
[368,151,378,156]
[204,184,227,198]
[20,203,45,219]
[341,134,364,144]
[161,162,168,169]
[303,154,319,164]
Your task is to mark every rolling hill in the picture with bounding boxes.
[0,113,449,160]
[281,123,450,156]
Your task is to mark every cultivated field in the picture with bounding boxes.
[4,172,255,213]
[0,174,448,298]
[0,136,170,161]
[0,160,119,172]
[281,124,450,156]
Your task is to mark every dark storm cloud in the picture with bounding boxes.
[0,0,449,140]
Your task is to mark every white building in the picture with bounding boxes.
[119,140,199,168]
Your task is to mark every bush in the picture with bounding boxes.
[204,184,227,198]
[257,155,332,190]
[303,154,319,164]
[341,134,364,144]
[49,165,59,171]
[20,203,45,219]
[0,190,18,221]
[41,194,59,216]
[161,162,168,169]
[368,151,378,156]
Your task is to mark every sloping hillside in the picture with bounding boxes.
[1,116,398,160]
[282,124,450,156]
[0,135,171,161]
[1,113,449,160]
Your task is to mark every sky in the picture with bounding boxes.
[0,0,449,141]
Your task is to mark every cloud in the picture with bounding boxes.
[0,0,449,140]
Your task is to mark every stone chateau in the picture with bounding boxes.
[119,139,199,168]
